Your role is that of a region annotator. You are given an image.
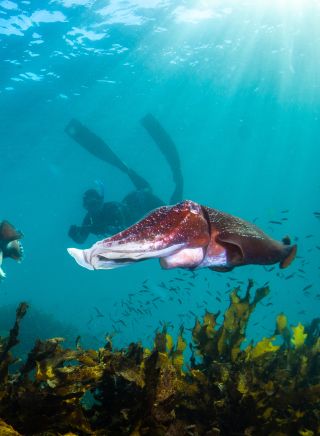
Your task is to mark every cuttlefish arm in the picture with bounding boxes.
[68,200,297,272]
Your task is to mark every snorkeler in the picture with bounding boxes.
[0,220,24,280]
[65,115,183,244]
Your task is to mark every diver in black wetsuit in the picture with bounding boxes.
[68,184,164,244]
[66,115,183,244]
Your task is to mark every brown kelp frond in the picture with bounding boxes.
[0,283,319,435]
[0,302,28,383]
[192,280,270,363]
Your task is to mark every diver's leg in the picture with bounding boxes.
[65,119,149,190]
[141,113,184,203]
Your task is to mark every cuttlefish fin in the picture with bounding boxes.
[279,243,297,269]
[215,237,244,265]
[0,221,23,242]
[216,230,297,269]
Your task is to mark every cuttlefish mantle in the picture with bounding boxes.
[68,200,297,273]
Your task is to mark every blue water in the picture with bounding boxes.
[1,0,319,349]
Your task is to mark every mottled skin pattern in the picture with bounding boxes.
[68,200,297,272]
[100,201,209,251]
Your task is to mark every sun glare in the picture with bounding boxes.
[257,0,316,13]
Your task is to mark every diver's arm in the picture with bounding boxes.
[68,215,91,244]
[68,225,90,244]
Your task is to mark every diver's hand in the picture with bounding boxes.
[68,225,81,241]
[68,225,89,244]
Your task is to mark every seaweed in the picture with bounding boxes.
[0,282,319,435]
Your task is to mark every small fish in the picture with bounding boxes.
[116,319,127,327]
[281,209,289,213]
[285,273,295,280]
[86,315,93,326]
[269,220,282,225]
[93,307,104,317]
[303,284,313,291]
[263,266,275,272]
[216,297,222,302]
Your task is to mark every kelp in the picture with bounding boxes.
[0,283,319,436]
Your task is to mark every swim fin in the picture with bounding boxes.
[141,113,183,203]
[65,119,149,190]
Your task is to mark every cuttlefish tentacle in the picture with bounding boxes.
[68,200,297,272]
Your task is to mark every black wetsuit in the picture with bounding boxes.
[69,189,164,244]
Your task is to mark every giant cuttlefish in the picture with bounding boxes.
[0,220,24,280]
[68,200,297,273]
